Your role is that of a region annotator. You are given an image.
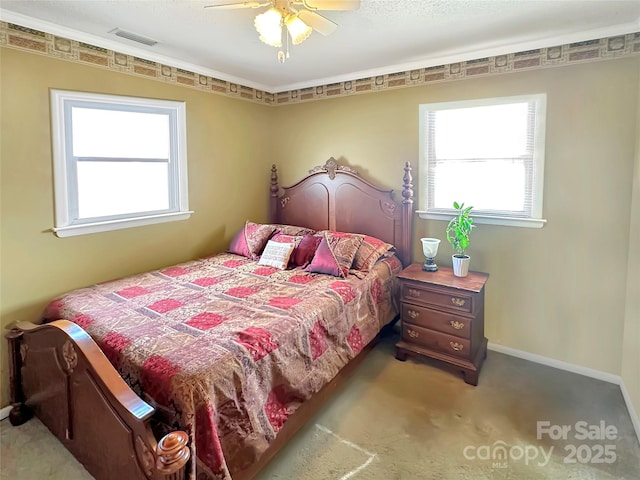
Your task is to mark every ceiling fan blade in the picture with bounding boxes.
[298,10,338,36]
[204,1,270,9]
[301,0,360,11]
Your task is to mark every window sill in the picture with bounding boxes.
[416,211,546,228]
[52,211,194,237]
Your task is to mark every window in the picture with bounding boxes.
[418,94,547,228]
[50,90,191,237]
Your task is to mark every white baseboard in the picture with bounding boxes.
[488,342,621,384]
[0,405,12,421]
[488,342,639,442]
[619,380,640,444]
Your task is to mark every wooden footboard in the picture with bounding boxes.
[7,320,189,480]
[7,319,390,480]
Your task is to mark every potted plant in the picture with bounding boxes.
[446,201,474,277]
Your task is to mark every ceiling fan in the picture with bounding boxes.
[205,0,361,62]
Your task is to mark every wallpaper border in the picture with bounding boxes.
[2,21,639,107]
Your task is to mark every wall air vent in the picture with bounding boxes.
[109,28,158,46]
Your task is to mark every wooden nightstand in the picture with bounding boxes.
[395,263,489,385]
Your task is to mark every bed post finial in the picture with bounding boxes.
[402,162,413,205]
[401,162,414,266]
[270,165,279,223]
[6,328,33,426]
[156,431,190,480]
[270,164,278,195]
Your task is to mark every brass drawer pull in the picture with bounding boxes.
[407,329,419,339]
[451,297,466,307]
[450,320,464,330]
[407,309,420,319]
[450,342,464,351]
[408,288,421,298]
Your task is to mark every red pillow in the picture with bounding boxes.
[290,234,321,267]
[305,236,341,277]
[228,221,276,260]
[306,231,364,278]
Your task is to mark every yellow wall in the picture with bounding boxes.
[621,70,640,428]
[0,48,274,405]
[2,46,639,411]
[271,57,640,376]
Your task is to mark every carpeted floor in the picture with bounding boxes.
[2,332,639,479]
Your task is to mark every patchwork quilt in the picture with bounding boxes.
[43,252,402,479]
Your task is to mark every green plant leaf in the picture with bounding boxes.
[446,201,474,255]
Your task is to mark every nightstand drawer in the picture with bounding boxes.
[401,283,472,314]
[402,323,471,359]
[401,303,471,338]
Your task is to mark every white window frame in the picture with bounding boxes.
[417,94,547,228]
[50,89,192,237]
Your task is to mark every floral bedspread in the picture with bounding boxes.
[43,252,402,479]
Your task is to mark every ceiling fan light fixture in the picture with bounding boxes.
[284,13,312,45]
[254,7,283,47]
[207,0,356,61]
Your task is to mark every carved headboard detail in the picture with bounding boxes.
[270,157,414,266]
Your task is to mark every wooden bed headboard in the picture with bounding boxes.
[269,158,414,266]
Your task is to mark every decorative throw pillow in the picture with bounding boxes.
[269,224,316,236]
[258,240,296,270]
[290,234,322,268]
[306,231,364,278]
[228,221,276,260]
[352,235,396,272]
[270,232,305,268]
[270,232,302,245]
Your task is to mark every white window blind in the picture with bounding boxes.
[50,90,192,237]
[418,94,547,228]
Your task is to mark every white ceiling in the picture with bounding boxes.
[1,0,639,93]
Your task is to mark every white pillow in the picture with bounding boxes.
[258,240,295,270]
